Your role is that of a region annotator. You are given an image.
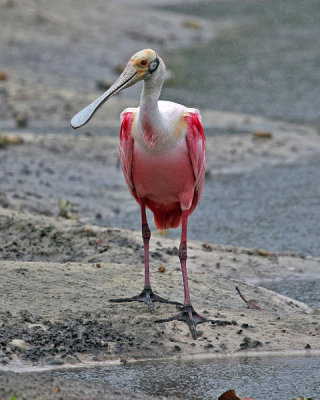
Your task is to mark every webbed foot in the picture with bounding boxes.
[155,305,210,339]
[110,288,181,312]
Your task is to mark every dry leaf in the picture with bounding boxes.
[219,389,255,400]
[236,287,264,310]
[219,389,241,400]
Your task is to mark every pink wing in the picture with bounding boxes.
[185,110,206,214]
[119,109,205,219]
[119,111,140,203]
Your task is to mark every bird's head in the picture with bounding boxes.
[70,49,163,129]
[128,48,162,80]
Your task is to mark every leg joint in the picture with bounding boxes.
[179,242,187,261]
[142,223,151,240]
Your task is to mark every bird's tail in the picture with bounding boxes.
[154,210,182,230]
[147,201,182,230]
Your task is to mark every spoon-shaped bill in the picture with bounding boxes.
[70,66,139,129]
[70,91,111,129]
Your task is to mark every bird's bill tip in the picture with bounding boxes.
[70,116,82,129]
[70,61,141,129]
[70,102,96,129]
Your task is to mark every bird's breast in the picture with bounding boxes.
[132,140,195,208]
[132,101,189,152]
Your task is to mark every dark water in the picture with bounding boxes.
[262,278,320,308]
[53,355,320,400]
[163,0,320,126]
[192,158,320,257]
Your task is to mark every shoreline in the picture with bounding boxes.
[2,348,320,374]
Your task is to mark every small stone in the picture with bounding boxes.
[10,339,30,352]
[183,19,201,30]
[158,264,166,273]
[202,243,212,252]
[58,198,77,219]
[256,249,272,256]
[15,113,29,128]
[107,342,116,352]
[0,71,9,81]
[0,134,24,148]
[240,336,262,350]
[253,131,273,139]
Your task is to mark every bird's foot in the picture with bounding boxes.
[109,288,181,312]
[155,305,209,340]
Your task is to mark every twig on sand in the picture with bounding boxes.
[236,286,264,311]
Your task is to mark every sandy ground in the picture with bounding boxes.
[1,0,320,399]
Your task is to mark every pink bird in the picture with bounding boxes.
[71,49,208,339]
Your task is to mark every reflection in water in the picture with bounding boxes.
[53,356,320,400]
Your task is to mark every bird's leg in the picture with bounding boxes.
[141,200,152,291]
[110,201,181,312]
[155,211,209,339]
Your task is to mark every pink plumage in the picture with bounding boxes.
[119,110,205,230]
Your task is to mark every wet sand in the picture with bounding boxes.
[1,0,320,399]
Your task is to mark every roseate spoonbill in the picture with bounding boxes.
[71,49,208,339]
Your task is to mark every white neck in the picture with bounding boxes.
[138,60,166,147]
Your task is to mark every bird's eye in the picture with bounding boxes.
[140,59,148,67]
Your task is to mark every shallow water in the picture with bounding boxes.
[52,355,320,400]
[163,0,320,127]
[192,158,320,257]
[261,278,320,309]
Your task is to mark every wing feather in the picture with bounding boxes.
[185,110,206,196]
[119,111,138,200]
